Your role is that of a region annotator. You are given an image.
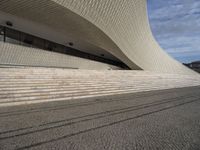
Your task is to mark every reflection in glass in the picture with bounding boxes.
[5,28,20,44]
[21,32,33,47]
[0,26,4,42]
[0,25,127,68]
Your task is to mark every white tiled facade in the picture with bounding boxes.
[0,0,198,75]
[0,42,120,70]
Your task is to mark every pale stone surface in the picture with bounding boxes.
[0,86,200,150]
[0,43,120,70]
[0,68,200,107]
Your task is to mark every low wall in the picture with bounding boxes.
[0,42,120,70]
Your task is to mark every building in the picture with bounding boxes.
[184,61,200,73]
[1,2,200,148]
[0,0,197,75]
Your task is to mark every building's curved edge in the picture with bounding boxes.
[144,1,198,75]
[0,0,141,70]
[51,0,197,75]
[0,0,198,75]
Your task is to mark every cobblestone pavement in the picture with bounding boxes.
[0,86,200,150]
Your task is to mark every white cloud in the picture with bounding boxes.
[148,0,200,63]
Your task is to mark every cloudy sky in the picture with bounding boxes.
[147,0,200,63]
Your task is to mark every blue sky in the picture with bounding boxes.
[147,0,200,63]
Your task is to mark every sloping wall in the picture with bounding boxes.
[0,0,197,74]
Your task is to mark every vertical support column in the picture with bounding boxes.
[3,26,6,42]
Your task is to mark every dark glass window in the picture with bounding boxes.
[32,36,45,49]
[0,26,5,42]
[0,25,129,69]
[54,44,65,53]
[5,28,20,44]
[45,41,57,51]
[21,32,33,47]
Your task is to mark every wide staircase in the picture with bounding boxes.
[0,67,200,107]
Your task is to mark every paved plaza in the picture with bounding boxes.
[0,86,200,150]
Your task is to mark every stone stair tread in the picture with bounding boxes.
[0,67,200,107]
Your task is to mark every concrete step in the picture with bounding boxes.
[0,68,200,107]
[0,86,174,104]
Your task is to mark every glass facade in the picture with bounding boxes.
[0,25,128,68]
[0,26,5,42]
[5,27,20,44]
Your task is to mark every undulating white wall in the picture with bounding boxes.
[52,0,196,75]
[0,0,197,75]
